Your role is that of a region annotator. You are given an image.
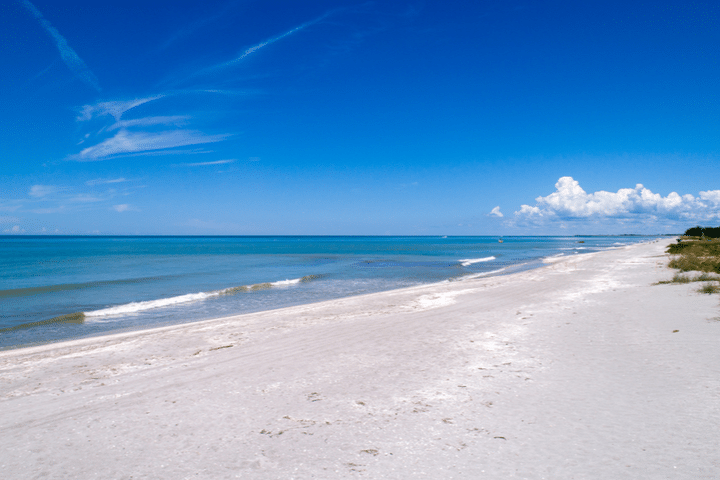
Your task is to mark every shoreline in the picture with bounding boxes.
[2,238,719,478]
[0,241,641,354]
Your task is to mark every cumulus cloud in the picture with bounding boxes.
[71,129,230,161]
[21,0,101,92]
[488,206,503,217]
[4,225,25,233]
[700,190,720,205]
[514,177,720,224]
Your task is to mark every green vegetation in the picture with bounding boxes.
[666,239,720,274]
[656,273,691,284]
[683,225,720,238]
[698,283,720,294]
[661,232,720,293]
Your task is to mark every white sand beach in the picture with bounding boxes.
[1,239,719,479]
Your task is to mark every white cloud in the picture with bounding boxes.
[77,96,164,121]
[180,159,235,167]
[489,206,503,217]
[29,185,59,198]
[0,202,22,212]
[31,207,66,214]
[514,177,720,224]
[699,190,720,205]
[21,0,101,92]
[85,177,127,186]
[68,195,104,203]
[107,115,190,131]
[517,204,541,216]
[72,129,230,161]
[113,204,133,212]
[6,225,25,233]
[194,10,334,79]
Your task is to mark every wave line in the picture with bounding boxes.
[459,256,496,266]
[85,275,319,318]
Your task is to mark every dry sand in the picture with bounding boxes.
[1,239,719,479]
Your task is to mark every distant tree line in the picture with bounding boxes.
[684,226,720,238]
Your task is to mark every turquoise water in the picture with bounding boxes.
[0,236,654,350]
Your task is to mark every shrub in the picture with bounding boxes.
[683,225,720,238]
[698,283,720,294]
[673,273,691,283]
[666,241,720,273]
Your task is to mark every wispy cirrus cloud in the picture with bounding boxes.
[29,184,61,198]
[71,129,230,161]
[77,96,164,121]
[85,177,128,186]
[0,201,22,212]
[191,10,335,80]
[67,194,105,203]
[178,159,235,167]
[107,115,190,131]
[71,9,334,163]
[19,181,138,216]
[513,177,720,226]
[113,204,138,212]
[72,93,231,160]
[28,184,115,204]
[20,0,101,92]
[98,148,216,158]
[153,0,239,54]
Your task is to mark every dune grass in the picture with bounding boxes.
[660,237,720,293]
[666,238,720,273]
[698,283,720,294]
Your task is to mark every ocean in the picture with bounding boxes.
[0,235,655,350]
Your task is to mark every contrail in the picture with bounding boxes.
[203,10,334,75]
[20,0,101,92]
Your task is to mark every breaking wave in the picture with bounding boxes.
[459,256,496,267]
[84,275,320,318]
[85,292,215,317]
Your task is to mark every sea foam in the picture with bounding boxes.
[459,256,496,266]
[85,292,216,317]
[85,277,306,318]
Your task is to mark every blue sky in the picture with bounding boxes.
[2,0,719,235]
